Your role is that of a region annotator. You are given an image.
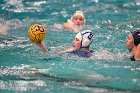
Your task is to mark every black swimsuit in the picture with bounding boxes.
[130,56,135,61]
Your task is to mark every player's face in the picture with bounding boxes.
[72,37,81,50]
[72,15,84,25]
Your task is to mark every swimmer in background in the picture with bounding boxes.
[63,30,93,57]
[0,21,8,36]
[126,30,140,61]
[63,11,85,33]
[0,30,7,36]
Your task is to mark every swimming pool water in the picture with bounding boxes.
[0,0,140,93]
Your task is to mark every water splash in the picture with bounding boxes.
[93,49,128,60]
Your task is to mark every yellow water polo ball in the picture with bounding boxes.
[28,24,46,43]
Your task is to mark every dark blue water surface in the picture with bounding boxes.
[0,0,140,93]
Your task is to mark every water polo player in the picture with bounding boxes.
[126,30,140,61]
[63,11,85,33]
[64,30,93,57]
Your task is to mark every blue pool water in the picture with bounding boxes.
[0,0,140,93]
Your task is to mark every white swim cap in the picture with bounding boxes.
[74,11,84,18]
[75,30,93,48]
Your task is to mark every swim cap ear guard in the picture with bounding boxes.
[75,30,93,48]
